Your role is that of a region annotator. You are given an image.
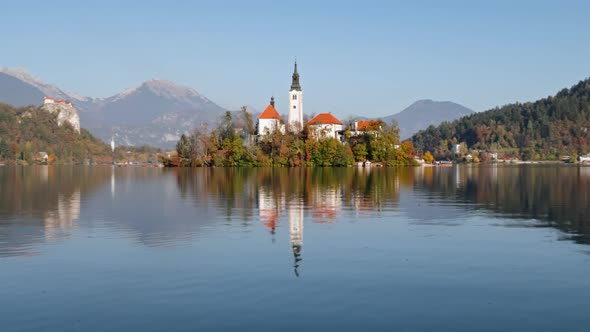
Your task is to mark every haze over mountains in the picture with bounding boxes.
[0,68,473,148]
[0,68,229,147]
[384,100,474,139]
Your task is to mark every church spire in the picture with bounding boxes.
[290,61,301,91]
[270,96,275,107]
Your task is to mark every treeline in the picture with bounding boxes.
[412,78,590,160]
[163,110,417,167]
[0,103,110,164]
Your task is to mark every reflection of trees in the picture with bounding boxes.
[175,167,405,277]
[413,165,590,244]
[175,168,404,224]
[0,166,110,256]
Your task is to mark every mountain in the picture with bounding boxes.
[0,72,46,107]
[381,100,474,139]
[96,80,225,125]
[411,78,590,160]
[88,80,229,147]
[0,68,230,148]
[0,68,76,105]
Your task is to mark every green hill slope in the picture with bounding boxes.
[411,79,590,160]
[0,103,110,164]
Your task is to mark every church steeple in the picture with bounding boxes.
[288,61,303,131]
[270,96,275,107]
[290,61,301,91]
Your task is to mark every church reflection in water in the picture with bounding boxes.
[289,201,304,277]
[258,187,305,276]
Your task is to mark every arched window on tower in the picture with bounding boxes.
[293,95,297,100]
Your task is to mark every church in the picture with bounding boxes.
[256,62,346,141]
[256,62,305,136]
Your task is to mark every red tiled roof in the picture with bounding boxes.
[356,120,381,131]
[258,104,283,120]
[44,97,71,104]
[307,113,342,125]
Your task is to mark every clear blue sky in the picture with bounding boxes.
[2,0,590,118]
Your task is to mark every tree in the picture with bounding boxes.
[241,106,255,136]
[352,142,367,162]
[219,111,234,141]
[0,139,11,160]
[176,134,191,160]
[423,151,434,164]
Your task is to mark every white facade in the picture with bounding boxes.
[579,154,590,163]
[288,90,303,131]
[310,123,343,140]
[257,118,285,135]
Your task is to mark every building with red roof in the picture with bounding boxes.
[307,113,344,141]
[43,97,72,105]
[257,96,285,136]
[351,119,382,136]
[353,120,381,131]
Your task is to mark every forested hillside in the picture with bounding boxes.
[412,79,590,160]
[0,103,110,164]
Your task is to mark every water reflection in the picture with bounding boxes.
[43,190,81,239]
[412,165,590,244]
[289,203,303,277]
[1,165,590,259]
[0,166,107,256]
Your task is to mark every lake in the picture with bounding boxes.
[1,165,590,331]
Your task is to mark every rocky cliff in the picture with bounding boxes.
[40,103,81,133]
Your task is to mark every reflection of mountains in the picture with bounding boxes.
[412,165,590,244]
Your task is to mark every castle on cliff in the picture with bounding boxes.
[41,96,80,133]
[44,97,73,105]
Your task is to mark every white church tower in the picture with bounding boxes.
[288,61,304,131]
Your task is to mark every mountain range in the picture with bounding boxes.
[0,68,229,147]
[0,67,473,148]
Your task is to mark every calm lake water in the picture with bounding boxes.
[1,165,590,331]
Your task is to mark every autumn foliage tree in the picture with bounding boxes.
[423,151,434,164]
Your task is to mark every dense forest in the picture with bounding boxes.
[164,110,417,167]
[412,78,590,160]
[0,103,110,164]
